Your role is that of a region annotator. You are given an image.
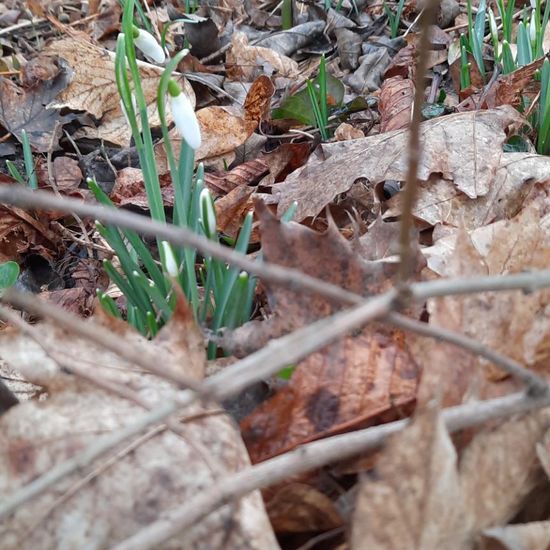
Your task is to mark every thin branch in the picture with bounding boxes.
[398,0,440,284]
[2,290,206,396]
[3,268,550,519]
[0,291,396,520]
[0,186,362,307]
[386,312,548,396]
[112,389,550,550]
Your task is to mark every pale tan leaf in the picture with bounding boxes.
[0,301,277,549]
[384,153,550,230]
[351,407,469,550]
[44,37,194,146]
[226,32,299,81]
[272,106,524,221]
[460,410,550,532]
[482,521,550,550]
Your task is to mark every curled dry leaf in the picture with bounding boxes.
[271,106,524,222]
[226,32,300,81]
[379,76,414,133]
[44,37,194,146]
[0,297,278,549]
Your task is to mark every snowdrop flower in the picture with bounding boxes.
[132,25,165,64]
[199,188,216,239]
[161,241,179,278]
[168,79,202,150]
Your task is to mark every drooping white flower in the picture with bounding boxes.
[168,79,202,150]
[132,26,166,64]
[199,188,216,239]
[161,241,179,277]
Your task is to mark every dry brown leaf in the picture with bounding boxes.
[267,483,344,533]
[384,153,550,230]
[0,61,74,152]
[271,106,523,222]
[44,37,194,146]
[351,406,468,550]
[482,522,550,550]
[226,32,299,81]
[460,410,550,532]
[352,405,550,550]
[239,203,420,463]
[0,297,278,549]
[379,76,414,133]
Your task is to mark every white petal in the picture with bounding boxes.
[170,92,202,150]
[161,241,179,277]
[134,30,165,64]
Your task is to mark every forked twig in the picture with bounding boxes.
[112,389,550,550]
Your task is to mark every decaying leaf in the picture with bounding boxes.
[385,153,550,230]
[240,203,420,463]
[271,106,524,221]
[352,405,550,550]
[44,37,194,146]
[0,59,75,152]
[379,76,414,133]
[0,297,278,549]
[351,406,468,550]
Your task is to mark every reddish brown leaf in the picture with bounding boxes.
[239,203,420,463]
[379,76,414,133]
[266,483,344,533]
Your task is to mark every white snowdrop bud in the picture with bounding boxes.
[161,241,179,277]
[132,26,166,64]
[199,188,216,239]
[168,79,202,150]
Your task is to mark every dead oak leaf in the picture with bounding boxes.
[0,60,75,152]
[352,406,550,550]
[239,203,420,463]
[384,152,550,230]
[271,106,524,221]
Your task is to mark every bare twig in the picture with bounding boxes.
[113,389,550,550]
[0,186,362,307]
[397,0,440,284]
[2,290,206,395]
[386,312,548,396]
[0,291,395,519]
[3,269,550,519]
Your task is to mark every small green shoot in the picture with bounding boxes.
[384,0,406,39]
[0,261,19,291]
